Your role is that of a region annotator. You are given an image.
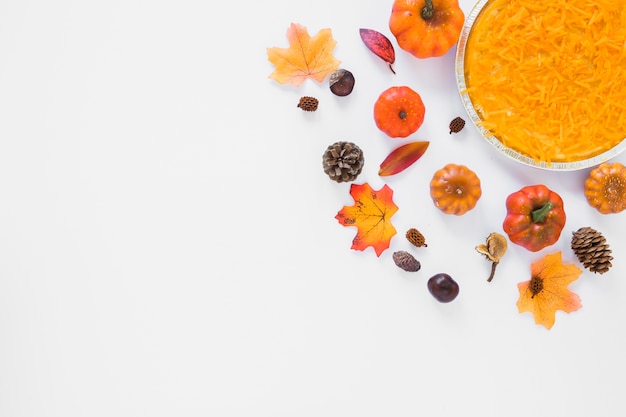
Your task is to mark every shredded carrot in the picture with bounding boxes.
[464,0,626,163]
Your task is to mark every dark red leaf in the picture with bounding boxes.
[379,141,430,176]
[359,28,396,74]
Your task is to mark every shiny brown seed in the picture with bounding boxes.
[329,69,355,96]
[427,273,459,303]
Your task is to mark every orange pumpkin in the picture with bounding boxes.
[373,86,425,138]
[430,163,481,215]
[389,0,465,59]
[584,162,626,214]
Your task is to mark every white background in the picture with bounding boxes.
[1,0,625,416]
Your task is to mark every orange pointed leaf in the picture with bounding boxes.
[379,141,430,176]
[516,252,582,330]
[267,23,341,87]
[335,183,398,256]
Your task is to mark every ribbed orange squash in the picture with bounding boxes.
[389,0,465,59]
[430,163,481,215]
[584,162,626,214]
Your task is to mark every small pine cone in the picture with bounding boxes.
[393,251,421,272]
[297,96,319,112]
[406,228,427,247]
[449,116,466,134]
[571,227,613,274]
[322,141,364,183]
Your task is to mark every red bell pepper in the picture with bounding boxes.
[502,185,566,252]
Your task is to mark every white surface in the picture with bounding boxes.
[1,0,625,416]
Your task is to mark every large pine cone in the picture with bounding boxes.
[322,141,364,183]
[571,227,613,274]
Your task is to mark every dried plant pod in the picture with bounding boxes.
[406,228,427,247]
[393,251,421,272]
[297,96,319,111]
[476,232,508,282]
[449,116,466,134]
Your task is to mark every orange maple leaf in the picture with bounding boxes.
[517,251,582,330]
[267,23,341,87]
[335,183,398,257]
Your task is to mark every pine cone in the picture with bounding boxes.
[322,141,364,183]
[571,227,613,274]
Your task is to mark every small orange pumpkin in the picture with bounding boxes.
[389,0,465,59]
[373,86,425,138]
[430,163,482,215]
[584,162,626,214]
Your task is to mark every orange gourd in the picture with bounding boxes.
[389,0,465,59]
[584,162,626,214]
[430,163,481,215]
[373,86,425,138]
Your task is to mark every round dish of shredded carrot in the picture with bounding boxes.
[456,0,626,169]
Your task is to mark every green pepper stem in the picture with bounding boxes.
[421,0,434,20]
[531,202,553,223]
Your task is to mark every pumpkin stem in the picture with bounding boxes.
[531,202,553,223]
[399,110,407,120]
[421,0,435,20]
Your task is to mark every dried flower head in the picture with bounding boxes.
[475,232,508,282]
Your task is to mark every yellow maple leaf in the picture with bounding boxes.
[516,251,582,330]
[335,183,398,257]
[267,23,341,87]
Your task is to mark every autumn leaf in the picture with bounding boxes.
[517,252,582,330]
[267,23,341,87]
[335,183,398,256]
[359,28,396,74]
